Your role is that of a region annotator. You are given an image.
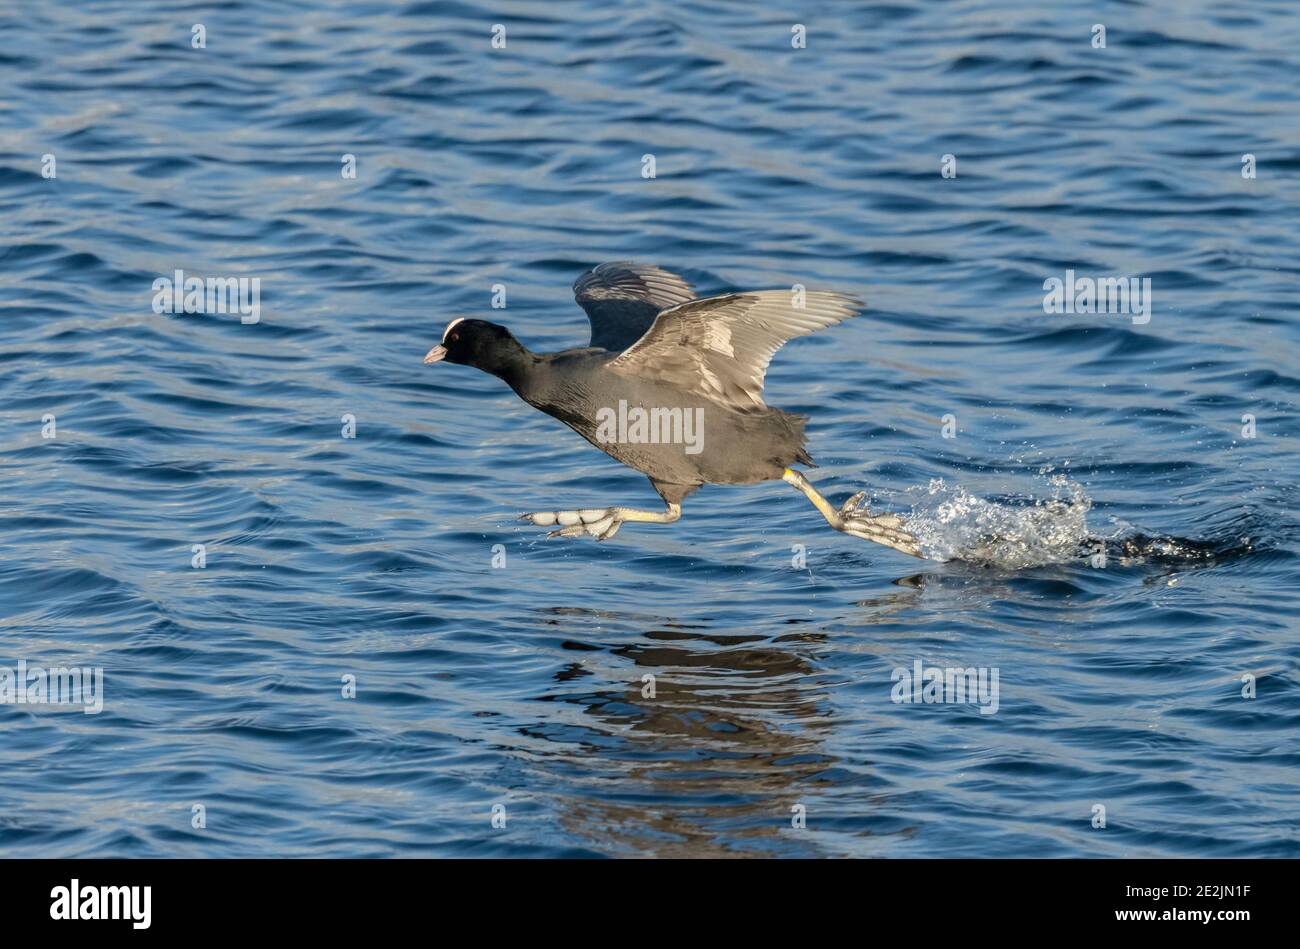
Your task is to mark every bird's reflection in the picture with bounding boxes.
[525,607,842,857]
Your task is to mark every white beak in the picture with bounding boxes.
[423,345,447,364]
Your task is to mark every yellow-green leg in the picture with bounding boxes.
[782,468,922,558]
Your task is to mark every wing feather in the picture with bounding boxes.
[607,290,861,409]
[573,261,695,351]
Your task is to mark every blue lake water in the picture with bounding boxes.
[1,0,1298,857]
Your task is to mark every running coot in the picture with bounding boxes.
[423,262,921,557]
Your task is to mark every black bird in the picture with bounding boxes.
[423,262,921,557]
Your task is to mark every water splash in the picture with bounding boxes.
[897,476,1250,568]
[902,475,1094,567]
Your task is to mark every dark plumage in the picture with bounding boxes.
[424,262,921,556]
[572,260,696,351]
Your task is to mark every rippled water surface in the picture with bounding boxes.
[2,1,1298,857]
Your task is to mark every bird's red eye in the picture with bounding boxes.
[450,333,459,343]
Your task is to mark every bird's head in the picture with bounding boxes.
[423,318,530,381]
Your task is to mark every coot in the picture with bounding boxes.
[423,262,920,557]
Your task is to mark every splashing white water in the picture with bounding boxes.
[902,475,1094,567]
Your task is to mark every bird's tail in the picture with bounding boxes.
[776,408,816,468]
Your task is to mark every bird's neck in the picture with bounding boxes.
[483,341,537,393]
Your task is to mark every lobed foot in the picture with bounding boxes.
[835,492,923,558]
[520,508,623,541]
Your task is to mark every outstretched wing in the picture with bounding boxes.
[607,290,861,410]
[573,261,695,351]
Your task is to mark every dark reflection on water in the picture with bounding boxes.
[525,609,836,857]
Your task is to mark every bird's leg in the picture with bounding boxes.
[782,468,923,558]
[520,502,682,541]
